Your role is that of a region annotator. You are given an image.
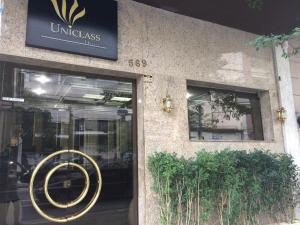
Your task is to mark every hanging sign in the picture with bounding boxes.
[26,0,118,60]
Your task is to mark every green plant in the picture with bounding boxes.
[246,0,300,58]
[246,0,264,9]
[250,27,300,58]
[148,150,300,225]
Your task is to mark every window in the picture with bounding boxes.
[187,85,264,141]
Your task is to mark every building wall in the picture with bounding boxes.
[0,0,284,224]
[290,58,300,116]
[289,41,300,142]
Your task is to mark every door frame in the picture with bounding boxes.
[0,54,146,225]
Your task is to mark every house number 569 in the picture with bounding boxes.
[129,59,147,68]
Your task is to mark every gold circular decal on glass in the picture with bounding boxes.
[44,162,91,209]
[29,150,102,223]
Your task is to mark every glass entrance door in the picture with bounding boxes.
[0,62,137,225]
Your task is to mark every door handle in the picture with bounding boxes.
[29,150,102,223]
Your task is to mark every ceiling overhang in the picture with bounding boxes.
[133,0,300,35]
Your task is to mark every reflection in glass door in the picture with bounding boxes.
[0,62,137,225]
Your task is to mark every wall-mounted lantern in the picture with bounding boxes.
[161,95,173,113]
[277,107,286,123]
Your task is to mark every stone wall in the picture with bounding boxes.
[0,0,284,224]
[289,43,300,116]
[289,41,300,147]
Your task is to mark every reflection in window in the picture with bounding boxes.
[0,62,136,225]
[187,86,264,141]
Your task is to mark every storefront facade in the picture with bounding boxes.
[0,0,291,224]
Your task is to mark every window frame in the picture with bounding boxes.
[187,83,265,142]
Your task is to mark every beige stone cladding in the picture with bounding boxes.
[289,40,300,145]
[0,0,284,224]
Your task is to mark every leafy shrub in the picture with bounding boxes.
[148,150,299,225]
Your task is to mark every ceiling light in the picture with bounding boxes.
[111,97,132,102]
[186,93,192,99]
[83,94,105,100]
[32,87,46,95]
[54,104,68,109]
[2,97,25,102]
[35,75,51,84]
[105,101,122,106]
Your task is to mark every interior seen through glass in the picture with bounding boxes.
[0,62,136,225]
[187,86,264,141]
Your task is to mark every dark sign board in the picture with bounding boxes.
[26,0,118,60]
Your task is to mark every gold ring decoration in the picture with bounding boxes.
[29,150,102,223]
[44,162,90,209]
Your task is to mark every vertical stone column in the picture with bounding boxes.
[273,45,300,166]
[0,0,3,36]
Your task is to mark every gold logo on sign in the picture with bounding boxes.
[50,0,86,28]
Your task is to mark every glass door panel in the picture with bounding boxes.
[0,62,136,225]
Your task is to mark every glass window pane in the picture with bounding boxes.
[187,86,264,141]
[0,63,136,225]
